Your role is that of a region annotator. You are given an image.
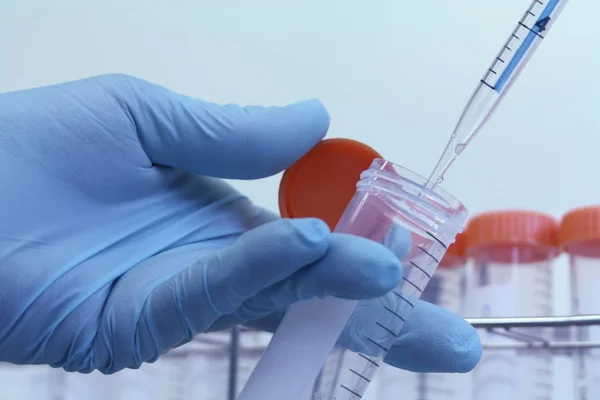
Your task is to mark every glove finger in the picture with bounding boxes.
[99,74,330,179]
[209,231,407,329]
[93,218,335,372]
[324,296,481,372]
[383,300,482,373]
[200,218,335,318]
[236,301,480,375]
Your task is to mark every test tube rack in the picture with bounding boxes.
[157,316,600,400]
[1,318,598,400]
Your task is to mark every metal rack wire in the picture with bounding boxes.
[466,314,600,351]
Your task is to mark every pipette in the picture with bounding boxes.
[425,0,570,190]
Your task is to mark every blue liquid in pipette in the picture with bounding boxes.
[424,0,570,190]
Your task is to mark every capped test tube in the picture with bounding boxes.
[422,231,468,316]
[465,211,559,400]
[0,364,65,400]
[559,205,600,400]
[238,138,468,400]
[234,329,272,397]
[158,331,233,400]
[153,328,270,400]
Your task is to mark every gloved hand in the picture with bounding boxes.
[0,74,481,375]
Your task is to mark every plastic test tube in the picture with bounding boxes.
[0,364,65,400]
[155,331,233,400]
[234,329,272,397]
[237,138,468,400]
[157,328,270,400]
[465,211,559,400]
[375,232,469,400]
[559,206,600,400]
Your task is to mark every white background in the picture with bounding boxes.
[1,0,598,399]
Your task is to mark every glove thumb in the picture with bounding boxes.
[102,74,330,179]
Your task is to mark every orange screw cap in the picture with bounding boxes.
[465,210,559,264]
[278,138,382,231]
[560,205,600,258]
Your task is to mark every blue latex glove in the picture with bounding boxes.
[0,74,481,374]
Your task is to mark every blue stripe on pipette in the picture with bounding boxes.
[494,0,561,92]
